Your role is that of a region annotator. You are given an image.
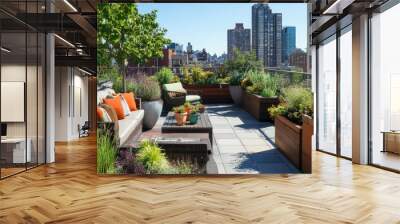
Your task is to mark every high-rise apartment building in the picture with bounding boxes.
[282,26,296,64]
[252,3,282,68]
[288,48,307,72]
[227,23,251,60]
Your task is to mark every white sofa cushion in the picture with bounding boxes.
[185,95,201,102]
[97,88,115,105]
[118,110,144,146]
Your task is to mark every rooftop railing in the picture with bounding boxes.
[127,66,311,89]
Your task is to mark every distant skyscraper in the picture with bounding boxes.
[252,3,282,68]
[187,42,193,54]
[227,23,251,60]
[282,26,296,64]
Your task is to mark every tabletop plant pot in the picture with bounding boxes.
[184,101,192,115]
[189,108,199,124]
[142,99,163,130]
[173,106,188,126]
[175,112,188,126]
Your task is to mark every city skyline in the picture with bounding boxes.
[137,3,307,56]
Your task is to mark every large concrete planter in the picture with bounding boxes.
[183,84,232,104]
[274,115,313,173]
[229,85,243,106]
[142,99,163,130]
[241,91,279,122]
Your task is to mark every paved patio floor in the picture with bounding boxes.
[143,104,299,174]
[206,104,299,174]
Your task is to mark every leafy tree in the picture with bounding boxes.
[97,4,170,89]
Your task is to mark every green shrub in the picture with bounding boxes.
[98,67,125,93]
[291,72,304,86]
[284,87,313,113]
[97,130,117,174]
[154,67,176,85]
[268,86,313,125]
[181,66,222,85]
[125,81,138,93]
[134,75,161,101]
[135,139,196,174]
[162,161,193,174]
[268,104,288,120]
[112,76,124,93]
[244,70,279,97]
[224,49,263,75]
[136,139,169,174]
[228,70,244,86]
[261,88,276,98]
[180,67,191,84]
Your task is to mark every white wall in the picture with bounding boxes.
[54,67,89,141]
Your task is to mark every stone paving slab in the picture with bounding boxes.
[218,145,247,154]
[206,104,300,174]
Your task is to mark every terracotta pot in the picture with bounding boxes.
[175,112,188,126]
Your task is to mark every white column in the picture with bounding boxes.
[352,14,369,164]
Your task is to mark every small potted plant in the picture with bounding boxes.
[196,103,205,113]
[173,106,187,126]
[188,106,199,124]
[184,101,192,114]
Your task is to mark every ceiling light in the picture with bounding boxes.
[1,47,11,53]
[78,67,92,76]
[54,34,75,48]
[63,0,78,12]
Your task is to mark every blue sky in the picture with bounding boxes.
[137,3,307,56]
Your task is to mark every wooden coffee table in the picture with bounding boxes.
[161,112,213,146]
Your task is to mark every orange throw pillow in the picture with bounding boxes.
[122,92,137,111]
[103,95,125,120]
[96,106,103,119]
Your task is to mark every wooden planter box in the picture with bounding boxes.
[275,115,313,173]
[183,84,233,104]
[241,91,280,122]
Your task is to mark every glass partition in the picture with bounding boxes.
[317,35,337,155]
[1,30,28,177]
[0,2,46,179]
[370,3,400,171]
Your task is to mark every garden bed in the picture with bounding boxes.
[183,84,233,104]
[241,91,279,122]
[274,115,313,173]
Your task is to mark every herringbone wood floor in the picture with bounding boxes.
[1,136,400,224]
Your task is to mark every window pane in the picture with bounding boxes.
[340,29,352,158]
[371,3,400,171]
[318,36,337,154]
